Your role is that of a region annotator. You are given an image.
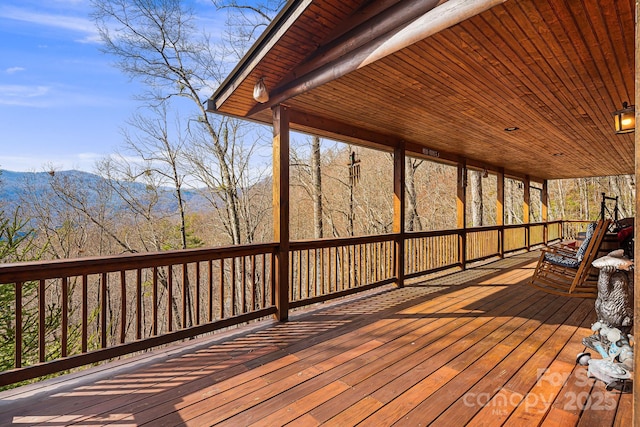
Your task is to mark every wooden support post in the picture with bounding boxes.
[272,104,290,322]
[496,168,505,258]
[393,144,406,287]
[541,180,549,244]
[457,161,467,269]
[523,175,531,250]
[633,1,639,421]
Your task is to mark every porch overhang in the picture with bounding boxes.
[207,0,635,180]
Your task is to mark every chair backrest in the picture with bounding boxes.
[575,222,597,261]
[570,219,611,292]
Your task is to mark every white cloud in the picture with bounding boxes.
[0,6,100,43]
[0,85,50,106]
[6,67,25,74]
[0,84,129,108]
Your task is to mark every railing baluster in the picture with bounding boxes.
[251,255,256,310]
[242,256,246,313]
[136,269,142,340]
[82,275,87,353]
[220,258,224,319]
[120,271,126,344]
[208,260,213,322]
[38,279,45,362]
[359,244,362,285]
[320,248,325,295]
[62,277,68,357]
[15,281,22,369]
[297,251,302,299]
[262,254,267,309]
[336,246,340,291]
[196,262,201,325]
[231,257,236,315]
[120,270,127,344]
[314,248,318,297]
[306,249,310,298]
[167,266,173,332]
[181,263,187,329]
[101,273,107,349]
[271,252,276,306]
[153,267,158,336]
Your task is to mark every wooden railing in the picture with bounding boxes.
[466,227,500,262]
[0,244,278,386]
[0,221,565,386]
[405,231,459,278]
[289,235,395,308]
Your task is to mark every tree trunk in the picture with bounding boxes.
[311,136,323,238]
[405,158,423,231]
[470,170,483,227]
[506,179,514,224]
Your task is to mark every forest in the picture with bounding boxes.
[0,0,636,387]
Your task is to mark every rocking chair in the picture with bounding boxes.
[528,219,611,298]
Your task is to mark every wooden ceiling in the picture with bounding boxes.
[209,0,635,180]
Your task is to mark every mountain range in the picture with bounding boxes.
[0,169,210,216]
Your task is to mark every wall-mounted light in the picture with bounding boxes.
[253,77,269,103]
[612,102,635,134]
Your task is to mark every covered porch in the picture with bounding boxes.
[0,0,638,424]
[1,253,630,426]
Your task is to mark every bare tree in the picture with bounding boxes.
[91,0,249,246]
[405,158,424,232]
[291,135,325,239]
[212,0,285,48]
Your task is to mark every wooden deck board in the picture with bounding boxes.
[0,252,631,427]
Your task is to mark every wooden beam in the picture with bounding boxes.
[250,0,507,114]
[272,105,290,322]
[288,108,398,151]
[394,144,406,288]
[279,0,442,86]
[268,109,548,185]
[457,161,467,269]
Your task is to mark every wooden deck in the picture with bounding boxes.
[0,252,631,426]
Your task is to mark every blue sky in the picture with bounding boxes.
[0,0,224,173]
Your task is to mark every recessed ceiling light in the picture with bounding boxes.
[504,127,519,132]
[552,153,564,156]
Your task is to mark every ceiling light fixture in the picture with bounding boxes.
[612,102,635,134]
[253,77,269,103]
[504,127,519,132]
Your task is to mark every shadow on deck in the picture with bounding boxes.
[0,252,631,426]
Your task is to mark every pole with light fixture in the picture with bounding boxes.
[612,102,635,134]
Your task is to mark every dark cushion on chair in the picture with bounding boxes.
[544,252,580,268]
[543,221,597,269]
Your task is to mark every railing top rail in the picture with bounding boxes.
[290,233,395,250]
[0,242,278,283]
